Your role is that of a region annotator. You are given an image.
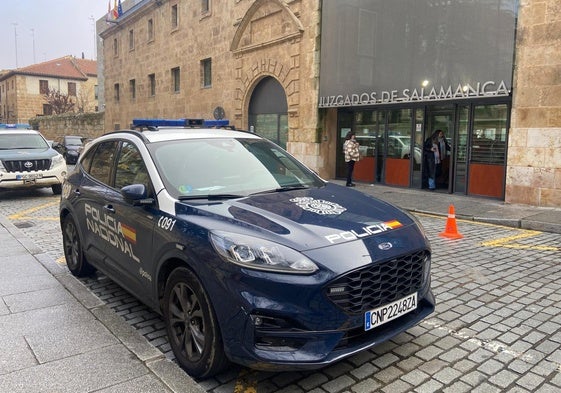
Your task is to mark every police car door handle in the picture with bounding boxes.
[103,205,115,214]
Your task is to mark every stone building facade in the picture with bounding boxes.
[100,0,326,174]
[0,56,98,125]
[99,0,561,207]
[508,0,561,207]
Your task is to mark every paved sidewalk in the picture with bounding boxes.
[336,181,561,234]
[0,214,204,393]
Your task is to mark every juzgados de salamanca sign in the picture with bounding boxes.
[318,80,510,108]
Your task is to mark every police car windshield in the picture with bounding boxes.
[0,134,49,149]
[149,138,324,199]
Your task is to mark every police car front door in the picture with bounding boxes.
[101,141,156,301]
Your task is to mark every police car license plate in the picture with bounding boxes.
[364,292,417,331]
[17,173,42,180]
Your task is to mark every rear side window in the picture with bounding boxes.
[86,141,119,186]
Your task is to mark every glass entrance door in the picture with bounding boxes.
[425,105,455,191]
[384,109,413,186]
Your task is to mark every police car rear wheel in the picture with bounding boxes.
[163,267,228,379]
[62,215,95,277]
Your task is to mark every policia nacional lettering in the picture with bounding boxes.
[85,203,140,263]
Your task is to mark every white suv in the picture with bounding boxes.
[0,129,67,194]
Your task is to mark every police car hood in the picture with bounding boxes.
[0,147,56,160]
[180,182,419,252]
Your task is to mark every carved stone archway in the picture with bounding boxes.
[231,0,304,128]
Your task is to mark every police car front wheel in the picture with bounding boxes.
[163,267,229,379]
[62,214,95,277]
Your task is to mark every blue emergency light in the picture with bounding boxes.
[132,118,230,129]
[132,118,204,128]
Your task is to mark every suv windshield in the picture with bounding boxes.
[65,136,83,146]
[149,137,325,199]
[0,134,49,149]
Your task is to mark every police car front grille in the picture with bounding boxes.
[2,159,51,172]
[325,250,428,315]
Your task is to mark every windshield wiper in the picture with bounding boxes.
[251,185,309,195]
[12,146,41,149]
[178,193,246,201]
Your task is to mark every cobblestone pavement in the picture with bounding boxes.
[2,188,561,392]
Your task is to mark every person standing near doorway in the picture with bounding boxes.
[436,129,451,187]
[423,131,439,190]
[343,131,360,187]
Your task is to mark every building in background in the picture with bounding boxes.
[98,0,560,208]
[0,56,98,124]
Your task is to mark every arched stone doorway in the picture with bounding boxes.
[248,77,288,149]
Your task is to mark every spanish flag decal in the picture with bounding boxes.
[121,223,137,244]
[384,220,403,229]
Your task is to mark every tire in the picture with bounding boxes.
[52,184,62,195]
[163,267,229,379]
[61,214,95,277]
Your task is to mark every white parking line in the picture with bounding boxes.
[419,318,561,374]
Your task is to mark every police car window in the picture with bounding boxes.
[150,138,322,198]
[88,141,118,186]
[114,142,150,190]
[79,143,95,172]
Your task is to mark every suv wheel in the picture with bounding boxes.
[52,184,62,195]
[62,214,95,276]
[163,267,228,379]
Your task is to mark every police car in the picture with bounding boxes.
[0,129,67,194]
[59,119,435,378]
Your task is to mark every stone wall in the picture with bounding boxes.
[30,112,106,142]
[508,0,561,207]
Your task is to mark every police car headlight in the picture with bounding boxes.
[210,231,318,274]
[51,154,66,168]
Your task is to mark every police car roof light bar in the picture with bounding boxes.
[132,118,205,128]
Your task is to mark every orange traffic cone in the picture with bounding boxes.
[439,204,463,239]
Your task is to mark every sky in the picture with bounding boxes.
[0,1,110,70]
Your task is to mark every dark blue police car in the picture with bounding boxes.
[59,119,435,378]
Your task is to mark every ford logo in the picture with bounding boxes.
[24,161,34,169]
[378,242,393,251]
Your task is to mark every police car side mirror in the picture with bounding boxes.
[121,184,154,206]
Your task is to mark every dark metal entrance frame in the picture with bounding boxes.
[336,97,511,199]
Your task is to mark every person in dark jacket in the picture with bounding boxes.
[435,129,451,187]
[423,131,439,190]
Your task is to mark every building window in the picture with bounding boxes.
[68,82,76,96]
[43,104,53,115]
[39,80,49,94]
[201,58,212,88]
[171,67,180,93]
[114,83,120,101]
[171,4,179,29]
[149,74,156,96]
[113,38,119,57]
[202,0,210,14]
[147,18,154,41]
[130,79,136,99]
[129,29,135,50]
